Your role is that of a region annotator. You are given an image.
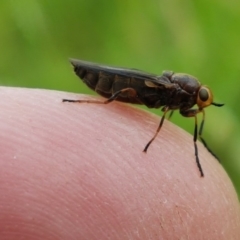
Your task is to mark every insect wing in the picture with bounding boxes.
[70,58,170,86]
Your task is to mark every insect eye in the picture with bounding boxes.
[199,88,209,102]
[197,86,213,109]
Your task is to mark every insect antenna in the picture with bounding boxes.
[211,102,224,107]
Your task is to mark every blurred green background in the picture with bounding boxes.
[1,0,239,197]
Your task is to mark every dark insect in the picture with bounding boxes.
[63,59,224,177]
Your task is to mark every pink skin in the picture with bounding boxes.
[0,87,239,239]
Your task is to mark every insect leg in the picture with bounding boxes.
[180,109,204,177]
[63,88,137,104]
[193,115,204,177]
[168,110,174,120]
[143,107,169,153]
[199,110,220,162]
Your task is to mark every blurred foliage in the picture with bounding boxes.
[0,0,240,197]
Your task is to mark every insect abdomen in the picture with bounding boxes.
[73,66,100,91]
[73,65,134,99]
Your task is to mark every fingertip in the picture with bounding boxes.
[0,87,239,239]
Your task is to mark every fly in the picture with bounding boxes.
[63,58,224,177]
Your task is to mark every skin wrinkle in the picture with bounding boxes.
[76,145,135,237]
[101,142,170,239]
[174,205,189,239]
[116,143,175,236]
